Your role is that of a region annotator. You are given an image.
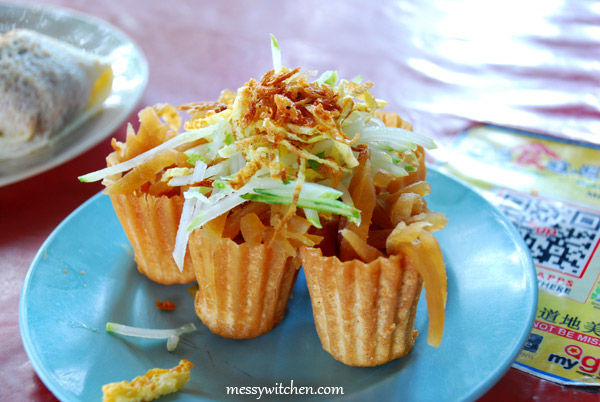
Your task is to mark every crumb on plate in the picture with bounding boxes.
[155,300,176,311]
[102,359,193,402]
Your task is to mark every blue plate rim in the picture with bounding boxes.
[20,191,104,402]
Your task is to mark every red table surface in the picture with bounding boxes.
[1,0,599,400]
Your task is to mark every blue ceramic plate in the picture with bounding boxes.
[20,168,537,401]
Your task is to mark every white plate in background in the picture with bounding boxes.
[0,2,148,187]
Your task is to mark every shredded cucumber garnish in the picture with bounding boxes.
[105,322,197,338]
[357,126,437,151]
[241,192,360,225]
[105,322,197,352]
[184,186,211,200]
[168,160,207,187]
[370,148,411,177]
[270,34,282,72]
[303,208,322,229]
[78,123,222,183]
[248,178,344,199]
[82,36,441,274]
[173,198,198,270]
[316,70,338,87]
[187,193,248,231]
[212,180,228,190]
[166,335,180,352]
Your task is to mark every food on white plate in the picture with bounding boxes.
[0,28,113,159]
[101,359,193,402]
[81,36,447,363]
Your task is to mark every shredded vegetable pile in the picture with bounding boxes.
[79,35,437,271]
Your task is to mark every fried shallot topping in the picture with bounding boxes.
[241,67,342,129]
[227,67,375,190]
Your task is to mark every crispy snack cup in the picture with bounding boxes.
[110,193,196,284]
[188,229,301,339]
[301,247,423,367]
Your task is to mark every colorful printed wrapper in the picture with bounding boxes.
[434,124,600,386]
[110,193,196,284]
[300,247,423,367]
[188,230,301,339]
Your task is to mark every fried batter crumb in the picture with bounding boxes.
[102,359,193,402]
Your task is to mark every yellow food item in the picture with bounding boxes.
[102,359,193,402]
